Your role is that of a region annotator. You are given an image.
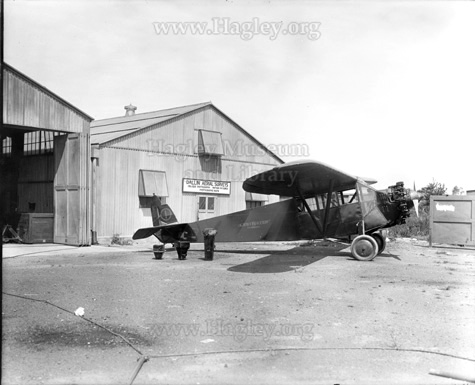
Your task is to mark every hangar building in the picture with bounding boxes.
[2,63,284,245]
[90,102,283,243]
[1,63,92,246]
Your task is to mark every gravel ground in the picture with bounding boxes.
[2,239,475,384]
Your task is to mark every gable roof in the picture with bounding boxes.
[90,102,284,163]
[90,101,211,144]
[3,62,94,122]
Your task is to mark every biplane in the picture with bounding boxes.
[133,160,421,261]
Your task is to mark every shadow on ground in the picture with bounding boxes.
[225,244,351,273]
[134,242,400,267]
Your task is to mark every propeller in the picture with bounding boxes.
[409,182,421,218]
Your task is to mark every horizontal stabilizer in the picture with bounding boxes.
[132,223,196,243]
[132,226,163,240]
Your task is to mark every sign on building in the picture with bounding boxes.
[182,178,231,195]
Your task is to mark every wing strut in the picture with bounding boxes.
[295,186,323,234]
[322,179,335,237]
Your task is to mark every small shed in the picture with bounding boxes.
[429,195,475,247]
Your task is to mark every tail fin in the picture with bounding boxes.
[151,194,178,226]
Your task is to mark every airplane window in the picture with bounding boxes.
[339,192,345,205]
[316,195,325,210]
[305,197,317,211]
[360,187,376,201]
[357,185,377,215]
[347,190,358,203]
[331,192,340,207]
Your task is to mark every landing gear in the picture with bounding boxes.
[370,232,386,255]
[350,235,379,261]
[152,242,190,260]
[175,241,190,260]
[153,244,165,259]
[203,228,217,261]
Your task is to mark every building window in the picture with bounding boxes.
[198,196,215,212]
[196,129,224,156]
[246,201,263,209]
[199,154,222,174]
[138,170,169,208]
[2,136,12,157]
[139,196,166,209]
[245,192,268,209]
[23,131,58,156]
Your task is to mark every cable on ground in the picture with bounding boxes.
[4,290,475,385]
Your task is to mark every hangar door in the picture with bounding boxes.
[54,133,90,245]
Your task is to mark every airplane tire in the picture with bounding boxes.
[370,232,386,255]
[351,235,379,261]
[175,242,190,260]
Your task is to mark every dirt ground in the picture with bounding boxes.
[2,238,475,385]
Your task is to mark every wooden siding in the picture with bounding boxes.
[54,133,90,245]
[95,108,282,238]
[104,106,280,165]
[3,66,91,133]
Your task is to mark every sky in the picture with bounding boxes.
[4,0,475,193]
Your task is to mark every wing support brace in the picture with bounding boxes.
[295,186,323,235]
[322,179,335,237]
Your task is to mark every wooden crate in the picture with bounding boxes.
[17,213,54,244]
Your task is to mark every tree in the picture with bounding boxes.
[418,180,447,213]
[452,186,465,195]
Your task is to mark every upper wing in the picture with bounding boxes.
[243,160,377,198]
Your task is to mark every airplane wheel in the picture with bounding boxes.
[370,232,386,255]
[175,242,190,260]
[351,235,379,261]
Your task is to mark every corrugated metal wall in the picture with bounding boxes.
[95,106,282,238]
